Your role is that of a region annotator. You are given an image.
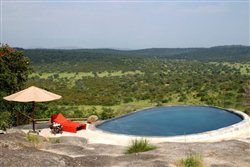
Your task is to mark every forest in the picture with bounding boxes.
[1,45,250,129]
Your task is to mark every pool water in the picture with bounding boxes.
[97,106,242,136]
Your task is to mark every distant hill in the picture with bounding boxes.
[23,45,250,64]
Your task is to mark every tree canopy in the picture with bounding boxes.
[0,45,31,129]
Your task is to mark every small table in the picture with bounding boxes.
[50,123,62,135]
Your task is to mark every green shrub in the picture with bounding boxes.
[156,101,163,106]
[73,109,84,118]
[100,107,115,120]
[123,97,134,103]
[178,153,204,167]
[0,111,12,130]
[179,94,188,102]
[125,139,156,154]
[244,108,250,115]
[161,98,170,103]
[85,107,98,117]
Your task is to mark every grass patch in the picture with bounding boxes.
[26,133,40,147]
[82,138,88,144]
[125,139,156,154]
[178,153,204,167]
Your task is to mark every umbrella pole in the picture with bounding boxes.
[32,101,35,132]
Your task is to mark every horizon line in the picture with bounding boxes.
[11,44,250,50]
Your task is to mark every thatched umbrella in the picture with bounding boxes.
[3,86,61,132]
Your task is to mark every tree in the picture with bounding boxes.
[243,83,250,115]
[100,107,115,120]
[0,45,31,129]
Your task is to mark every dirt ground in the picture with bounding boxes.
[0,130,249,167]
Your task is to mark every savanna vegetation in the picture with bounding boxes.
[0,45,250,129]
[25,46,250,119]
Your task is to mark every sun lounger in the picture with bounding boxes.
[51,113,86,133]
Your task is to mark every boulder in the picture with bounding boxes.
[87,115,98,124]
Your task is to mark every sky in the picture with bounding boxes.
[0,0,249,49]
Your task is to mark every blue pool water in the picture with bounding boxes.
[97,106,243,136]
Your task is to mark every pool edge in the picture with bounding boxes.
[92,105,250,144]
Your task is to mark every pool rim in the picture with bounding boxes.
[94,105,250,139]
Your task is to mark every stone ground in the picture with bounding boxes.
[0,131,250,167]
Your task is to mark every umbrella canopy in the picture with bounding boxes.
[4,86,61,102]
[4,86,62,133]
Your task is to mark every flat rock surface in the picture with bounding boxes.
[0,132,249,167]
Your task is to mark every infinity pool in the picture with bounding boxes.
[97,106,243,136]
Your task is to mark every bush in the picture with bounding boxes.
[73,109,84,118]
[244,108,250,115]
[178,153,204,167]
[0,111,12,130]
[156,102,163,106]
[125,139,156,154]
[100,107,115,120]
[123,97,134,103]
[86,107,98,117]
[161,98,170,103]
[179,94,188,102]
